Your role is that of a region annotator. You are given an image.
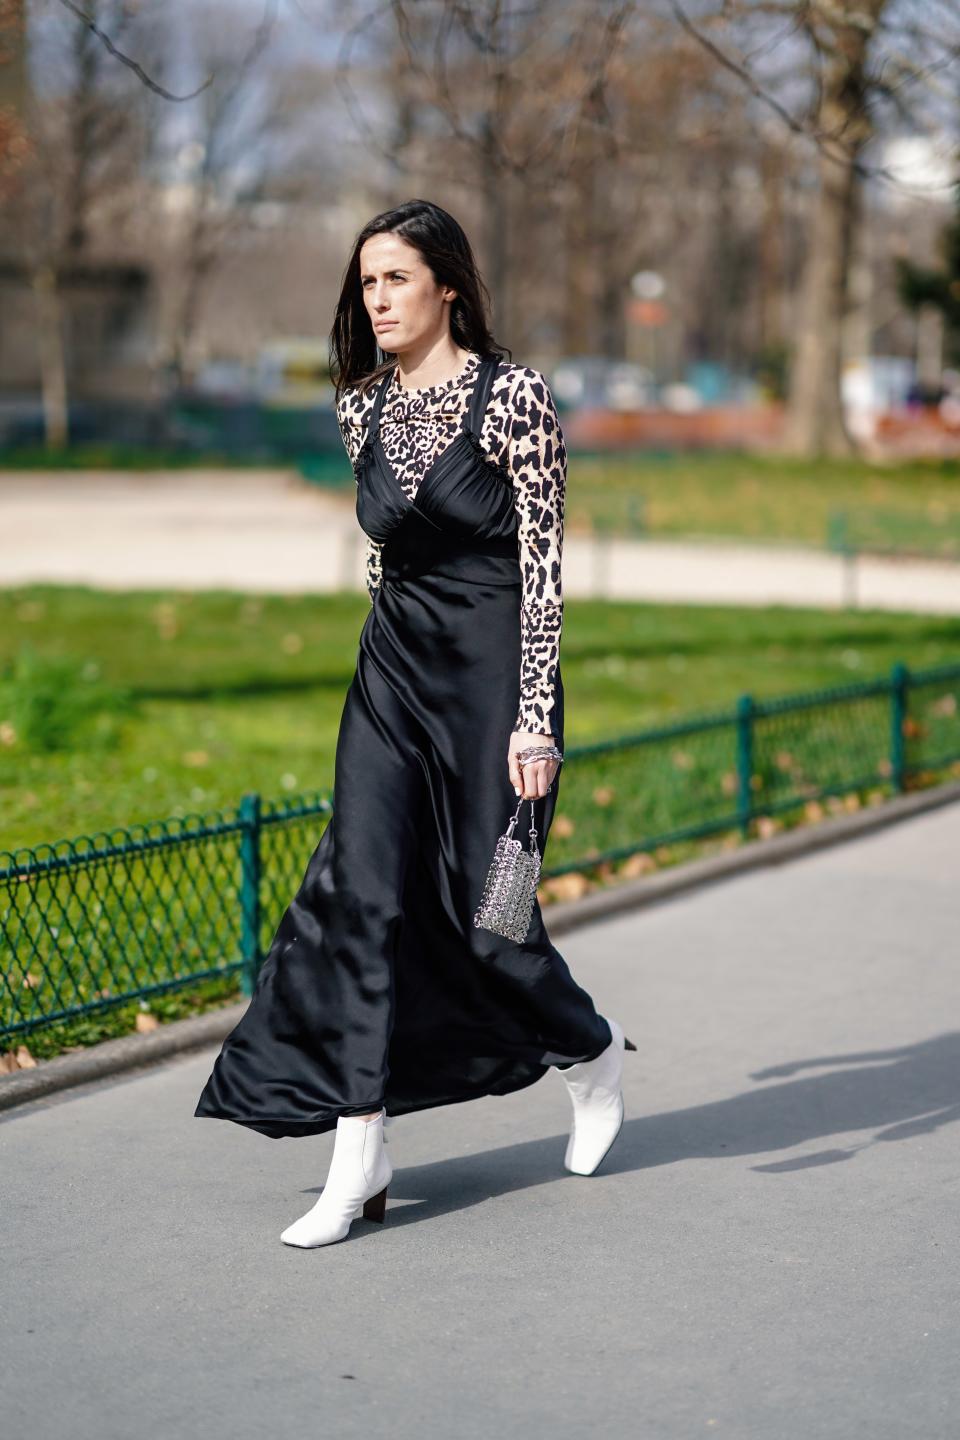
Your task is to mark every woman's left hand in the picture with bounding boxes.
[508,731,559,799]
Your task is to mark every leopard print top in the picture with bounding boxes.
[336,349,564,737]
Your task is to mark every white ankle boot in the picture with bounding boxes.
[280,1109,393,1248]
[558,1017,636,1175]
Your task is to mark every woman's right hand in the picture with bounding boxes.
[508,732,559,799]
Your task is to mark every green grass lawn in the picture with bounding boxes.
[2,583,959,855]
[565,452,960,555]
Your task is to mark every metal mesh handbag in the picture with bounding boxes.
[473,792,542,944]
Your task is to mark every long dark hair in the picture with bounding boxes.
[329,198,510,400]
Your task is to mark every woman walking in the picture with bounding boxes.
[194,198,635,1247]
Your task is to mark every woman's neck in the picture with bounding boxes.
[393,340,474,393]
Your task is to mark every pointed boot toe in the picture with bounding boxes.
[280,1111,393,1248]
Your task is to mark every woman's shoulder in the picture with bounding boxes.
[490,358,559,411]
[490,356,550,386]
[334,373,384,468]
[335,374,379,428]
[488,359,562,445]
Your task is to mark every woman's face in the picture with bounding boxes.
[358,232,456,354]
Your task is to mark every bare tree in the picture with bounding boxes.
[10,0,958,454]
[148,1,343,386]
[328,0,639,347]
[0,0,154,446]
[0,0,312,425]
[0,0,28,193]
[669,0,960,457]
[332,0,815,380]
[782,0,887,455]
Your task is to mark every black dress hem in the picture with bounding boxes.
[193,1060,551,1138]
[192,1021,614,1139]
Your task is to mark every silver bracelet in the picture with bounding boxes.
[517,745,563,767]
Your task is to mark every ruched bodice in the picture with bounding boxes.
[357,354,524,585]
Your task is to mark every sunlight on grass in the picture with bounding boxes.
[1,583,959,852]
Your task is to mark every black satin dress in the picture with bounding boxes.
[194,353,612,1138]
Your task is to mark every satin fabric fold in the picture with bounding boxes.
[194,355,611,1138]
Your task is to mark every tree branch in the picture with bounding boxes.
[668,0,959,195]
[54,0,283,102]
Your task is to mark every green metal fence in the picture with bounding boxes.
[3,659,959,1047]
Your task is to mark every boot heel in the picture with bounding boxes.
[362,1185,388,1223]
[624,1036,637,1050]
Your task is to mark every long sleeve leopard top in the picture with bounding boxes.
[335,349,565,737]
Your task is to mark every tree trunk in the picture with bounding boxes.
[480,121,510,339]
[758,144,785,357]
[916,304,944,391]
[783,2,885,458]
[32,263,69,450]
[0,0,27,121]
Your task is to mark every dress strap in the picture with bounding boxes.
[465,354,501,437]
[363,366,396,444]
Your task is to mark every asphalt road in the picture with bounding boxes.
[3,799,959,1439]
